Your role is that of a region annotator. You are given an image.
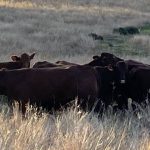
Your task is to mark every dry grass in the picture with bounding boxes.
[0,103,150,150]
[0,0,149,60]
[129,35,150,53]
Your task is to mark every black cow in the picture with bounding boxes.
[88,33,104,40]
[87,53,123,67]
[113,26,140,35]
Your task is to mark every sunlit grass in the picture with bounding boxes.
[0,0,150,16]
[0,1,36,8]
[0,102,150,150]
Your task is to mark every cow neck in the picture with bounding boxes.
[0,70,7,95]
[12,61,23,68]
[96,67,115,98]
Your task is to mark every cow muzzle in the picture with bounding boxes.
[120,80,125,84]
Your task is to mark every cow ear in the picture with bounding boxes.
[116,61,128,70]
[30,53,36,60]
[107,65,113,71]
[93,55,99,60]
[11,56,21,61]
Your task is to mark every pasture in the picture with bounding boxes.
[0,0,150,149]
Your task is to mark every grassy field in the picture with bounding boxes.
[0,0,150,149]
[0,0,150,62]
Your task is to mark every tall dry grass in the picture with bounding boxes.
[0,102,150,150]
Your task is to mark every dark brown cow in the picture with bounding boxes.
[33,58,125,111]
[33,61,58,68]
[89,52,150,109]
[127,66,150,103]
[88,52,150,70]
[55,60,78,66]
[0,66,98,114]
[33,53,144,108]
[0,53,35,69]
[87,53,123,67]
[0,64,123,115]
[33,60,77,68]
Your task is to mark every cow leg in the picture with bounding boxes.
[130,88,147,111]
[78,95,97,112]
[19,99,29,117]
[112,84,128,111]
[148,89,150,102]
[78,97,91,112]
[138,89,148,106]
[7,97,13,116]
[116,95,128,110]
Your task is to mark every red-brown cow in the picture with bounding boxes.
[33,60,77,68]
[0,65,120,115]
[0,53,35,69]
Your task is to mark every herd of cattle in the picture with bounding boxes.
[0,52,150,114]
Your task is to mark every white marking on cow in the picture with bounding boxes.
[120,80,125,84]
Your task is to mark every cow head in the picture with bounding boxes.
[101,53,123,66]
[11,53,35,68]
[94,66,117,104]
[115,61,128,84]
[88,52,123,67]
[88,55,103,66]
[95,66,116,87]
